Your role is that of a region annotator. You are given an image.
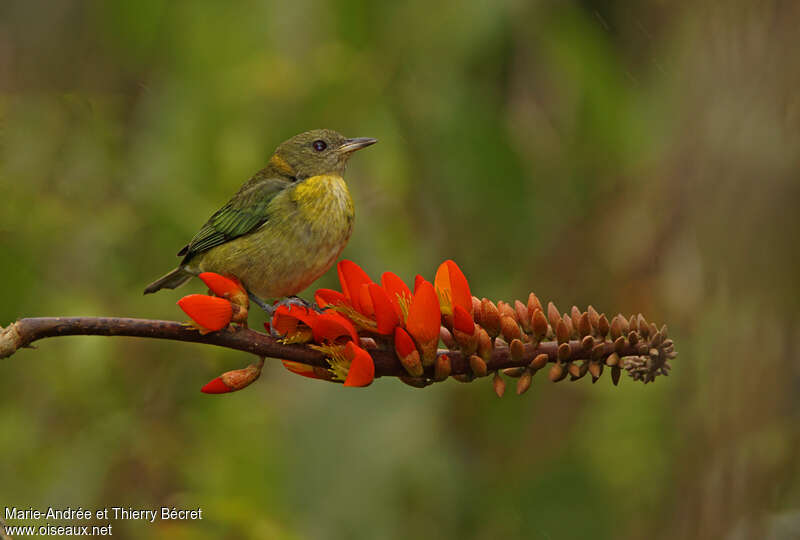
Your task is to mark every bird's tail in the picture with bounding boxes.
[143,267,193,294]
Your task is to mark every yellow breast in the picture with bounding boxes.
[290,174,355,233]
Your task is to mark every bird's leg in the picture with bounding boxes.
[247,291,276,316]
[281,296,325,313]
[247,291,326,318]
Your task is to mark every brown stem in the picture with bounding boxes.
[0,316,654,379]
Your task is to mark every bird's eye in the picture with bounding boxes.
[312,140,327,152]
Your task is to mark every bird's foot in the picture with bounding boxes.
[281,296,326,313]
[247,293,325,317]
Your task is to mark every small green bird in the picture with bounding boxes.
[144,129,376,311]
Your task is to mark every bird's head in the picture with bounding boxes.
[269,129,377,180]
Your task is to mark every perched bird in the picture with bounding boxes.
[144,129,376,311]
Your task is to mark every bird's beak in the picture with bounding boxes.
[338,137,378,153]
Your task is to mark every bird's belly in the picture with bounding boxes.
[191,177,354,300]
[194,224,350,299]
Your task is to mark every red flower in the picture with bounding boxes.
[434,260,472,316]
[198,272,247,303]
[368,283,400,334]
[394,326,423,377]
[405,279,441,365]
[343,341,375,387]
[314,288,346,308]
[317,260,404,336]
[453,304,475,334]
[337,260,374,314]
[270,305,318,343]
[406,279,441,344]
[381,272,412,320]
[177,294,233,332]
[311,312,358,343]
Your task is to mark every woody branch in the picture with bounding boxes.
[0,314,674,385]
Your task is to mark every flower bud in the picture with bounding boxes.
[530,353,549,371]
[480,299,501,338]
[531,309,548,342]
[548,362,566,382]
[477,328,493,363]
[500,315,521,343]
[201,358,264,394]
[493,371,506,397]
[515,300,531,333]
[516,369,533,395]
[510,338,525,362]
[527,292,542,316]
[434,354,451,381]
[547,301,561,330]
[469,355,488,377]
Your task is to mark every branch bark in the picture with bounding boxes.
[1,316,660,381]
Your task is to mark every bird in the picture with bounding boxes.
[144,129,376,313]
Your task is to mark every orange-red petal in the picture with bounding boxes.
[177,294,233,331]
[434,260,472,315]
[312,312,358,343]
[358,283,375,317]
[281,360,329,380]
[343,342,375,387]
[200,376,231,394]
[381,272,411,319]
[271,305,317,336]
[414,274,426,293]
[337,260,373,312]
[394,326,417,358]
[369,283,400,334]
[314,288,347,308]
[406,280,441,343]
[453,304,475,334]
[198,272,245,298]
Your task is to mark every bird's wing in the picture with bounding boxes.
[178,174,292,260]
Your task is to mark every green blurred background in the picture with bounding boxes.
[1,1,799,538]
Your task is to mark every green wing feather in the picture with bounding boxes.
[178,173,292,261]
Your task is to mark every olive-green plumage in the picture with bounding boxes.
[144,129,376,300]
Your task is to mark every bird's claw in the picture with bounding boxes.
[247,292,326,318]
[280,296,325,313]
